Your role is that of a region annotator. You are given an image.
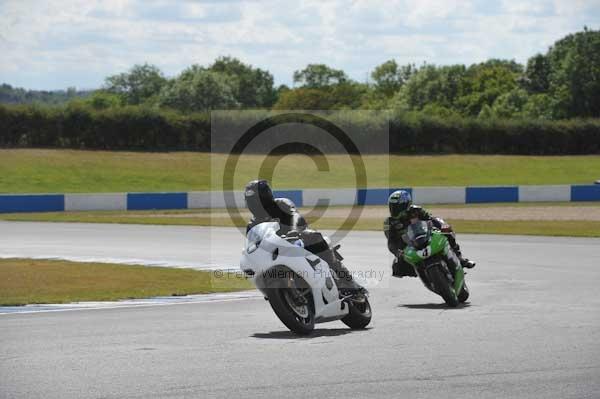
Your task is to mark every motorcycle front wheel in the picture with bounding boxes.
[266,277,315,335]
[458,281,470,303]
[428,265,459,307]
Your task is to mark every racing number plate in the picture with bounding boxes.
[416,246,431,258]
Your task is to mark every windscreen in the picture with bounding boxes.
[407,221,431,249]
[407,221,429,241]
[247,221,279,245]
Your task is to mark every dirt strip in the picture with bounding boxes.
[310,205,600,221]
[124,205,599,221]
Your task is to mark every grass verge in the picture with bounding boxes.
[0,209,218,226]
[0,258,252,306]
[1,204,599,237]
[447,220,600,237]
[311,219,600,237]
[1,149,599,192]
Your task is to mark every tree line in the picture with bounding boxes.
[3,28,598,120]
[0,28,599,154]
[0,84,92,105]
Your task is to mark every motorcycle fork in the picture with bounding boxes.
[444,253,464,294]
[415,266,431,288]
[422,261,453,292]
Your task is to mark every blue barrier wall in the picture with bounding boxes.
[571,185,600,202]
[466,186,519,203]
[127,193,188,210]
[273,190,303,207]
[0,195,64,213]
[357,188,412,205]
[0,185,597,213]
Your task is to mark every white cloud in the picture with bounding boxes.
[0,0,598,89]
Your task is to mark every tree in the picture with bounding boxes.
[523,54,550,94]
[208,56,276,108]
[273,88,335,109]
[0,83,91,105]
[360,88,391,110]
[421,103,460,118]
[399,64,466,111]
[158,67,239,112]
[105,64,167,105]
[398,64,442,110]
[328,82,368,109]
[522,93,556,119]
[476,59,523,74]
[490,88,529,118]
[272,82,367,110]
[397,60,522,116]
[371,60,415,97]
[545,27,600,117]
[276,84,290,96]
[85,91,122,110]
[277,63,365,110]
[478,104,494,119]
[455,61,520,116]
[293,64,348,88]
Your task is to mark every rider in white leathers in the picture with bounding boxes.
[244,179,363,293]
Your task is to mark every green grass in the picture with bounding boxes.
[311,219,600,237]
[1,149,599,193]
[2,204,599,237]
[0,258,252,306]
[0,209,218,225]
[447,220,600,237]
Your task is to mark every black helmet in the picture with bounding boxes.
[388,190,412,219]
[245,179,275,218]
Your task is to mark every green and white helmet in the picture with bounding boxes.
[388,190,412,218]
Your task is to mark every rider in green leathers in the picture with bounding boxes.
[384,190,476,277]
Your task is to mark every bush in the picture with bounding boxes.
[0,104,598,154]
[0,104,210,151]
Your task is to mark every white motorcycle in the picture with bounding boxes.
[240,222,372,335]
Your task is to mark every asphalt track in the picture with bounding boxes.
[1,222,600,398]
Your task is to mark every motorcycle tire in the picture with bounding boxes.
[341,297,372,329]
[428,265,459,307]
[458,281,470,303]
[267,287,315,335]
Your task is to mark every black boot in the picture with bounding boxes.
[392,258,417,277]
[300,230,366,297]
[333,261,364,292]
[447,238,476,269]
[460,258,476,269]
[321,249,366,295]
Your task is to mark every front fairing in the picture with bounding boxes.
[403,231,448,266]
[240,222,349,322]
[245,221,280,254]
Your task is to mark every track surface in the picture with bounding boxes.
[1,222,600,398]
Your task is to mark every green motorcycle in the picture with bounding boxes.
[402,220,470,307]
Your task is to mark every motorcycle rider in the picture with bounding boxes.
[244,179,364,294]
[384,190,476,278]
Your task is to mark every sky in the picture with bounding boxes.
[1,0,600,90]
